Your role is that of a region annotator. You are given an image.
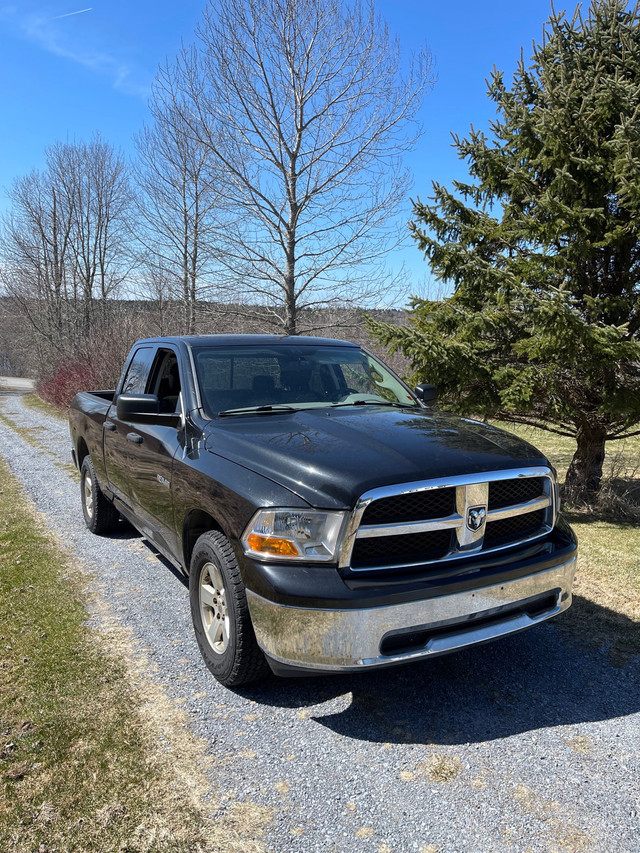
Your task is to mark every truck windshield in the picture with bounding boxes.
[192,345,418,417]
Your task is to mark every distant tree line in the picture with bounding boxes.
[0,295,408,407]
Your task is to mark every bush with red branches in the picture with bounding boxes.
[38,361,102,410]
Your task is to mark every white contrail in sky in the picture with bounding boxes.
[52,8,93,20]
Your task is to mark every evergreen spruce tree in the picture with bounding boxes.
[369,0,640,504]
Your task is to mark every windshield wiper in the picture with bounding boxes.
[330,399,417,409]
[218,404,298,417]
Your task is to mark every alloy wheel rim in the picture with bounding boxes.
[83,473,94,519]
[199,561,229,655]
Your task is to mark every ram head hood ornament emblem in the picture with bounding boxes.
[467,506,487,532]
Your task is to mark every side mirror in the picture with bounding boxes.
[116,393,181,428]
[117,393,159,419]
[414,383,437,405]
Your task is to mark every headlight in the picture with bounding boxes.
[242,509,347,562]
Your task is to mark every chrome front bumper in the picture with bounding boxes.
[246,557,577,672]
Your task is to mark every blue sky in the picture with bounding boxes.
[0,0,559,292]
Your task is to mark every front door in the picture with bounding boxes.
[103,344,157,504]
[123,348,185,559]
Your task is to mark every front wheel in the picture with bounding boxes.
[189,530,269,687]
[80,456,120,535]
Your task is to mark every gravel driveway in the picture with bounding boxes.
[1,392,638,853]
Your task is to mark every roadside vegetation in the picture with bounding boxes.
[0,456,268,852]
[503,422,640,519]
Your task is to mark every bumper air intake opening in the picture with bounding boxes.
[379,590,560,657]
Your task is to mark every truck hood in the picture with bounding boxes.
[203,405,548,509]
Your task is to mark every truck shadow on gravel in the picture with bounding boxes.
[106,520,142,541]
[243,598,639,745]
[108,527,191,587]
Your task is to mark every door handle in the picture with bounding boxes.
[126,432,143,444]
[104,421,116,431]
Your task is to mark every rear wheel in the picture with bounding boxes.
[80,456,120,535]
[189,530,269,687]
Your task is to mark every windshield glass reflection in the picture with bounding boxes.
[193,345,419,416]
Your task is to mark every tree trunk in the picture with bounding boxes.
[565,423,608,503]
[182,267,193,336]
[283,238,297,335]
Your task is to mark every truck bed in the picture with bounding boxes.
[68,390,115,482]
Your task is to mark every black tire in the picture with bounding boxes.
[189,530,269,687]
[80,456,120,535]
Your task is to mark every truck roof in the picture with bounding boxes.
[135,334,359,348]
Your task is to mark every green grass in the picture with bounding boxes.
[0,411,45,450]
[496,421,640,487]
[0,458,270,852]
[22,392,66,420]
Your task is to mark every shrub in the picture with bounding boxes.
[38,361,101,410]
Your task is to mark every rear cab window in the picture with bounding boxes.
[120,346,156,395]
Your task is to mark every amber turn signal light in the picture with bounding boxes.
[246,533,301,557]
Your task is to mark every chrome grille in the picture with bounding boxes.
[483,509,546,547]
[341,468,555,572]
[489,477,546,509]
[351,529,453,569]
[361,488,455,524]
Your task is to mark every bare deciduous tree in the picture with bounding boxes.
[166,0,433,334]
[134,70,221,334]
[51,137,134,330]
[1,168,74,347]
[58,139,132,295]
[0,137,134,356]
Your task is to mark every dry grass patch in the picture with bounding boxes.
[496,423,640,496]
[418,754,462,783]
[0,457,270,853]
[495,422,640,661]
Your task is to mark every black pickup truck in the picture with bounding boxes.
[69,335,577,686]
